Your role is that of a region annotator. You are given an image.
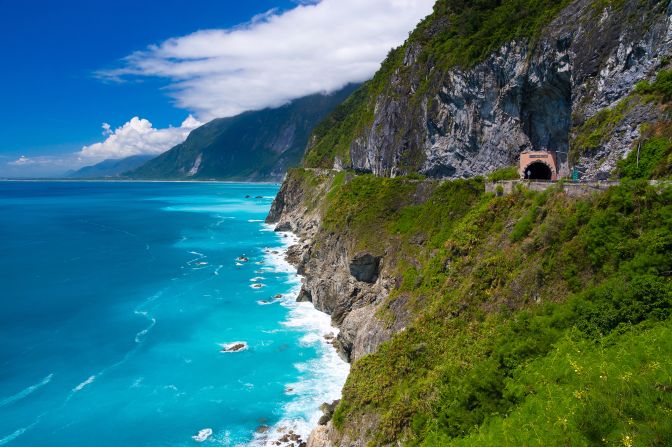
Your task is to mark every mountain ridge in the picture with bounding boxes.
[126,84,360,181]
[68,155,154,179]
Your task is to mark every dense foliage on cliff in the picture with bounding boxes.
[302,0,570,169]
[296,168,672,446]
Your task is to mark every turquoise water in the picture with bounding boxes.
[0,181,347,446]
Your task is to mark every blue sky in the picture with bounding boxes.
[0,0,434,177]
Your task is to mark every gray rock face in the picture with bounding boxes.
[348,253,381,283]
[266,171,397,364]
[344,0,672,181]
[575,102,662,180]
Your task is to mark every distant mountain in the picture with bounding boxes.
[126,84,359,181]
[69,155,155,178]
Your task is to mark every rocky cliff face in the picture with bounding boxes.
[266,171,407,365]
[306,0,672,181]
[287,0,672,361]
[267,170,452,447]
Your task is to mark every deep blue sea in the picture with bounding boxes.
[0,181,347,447]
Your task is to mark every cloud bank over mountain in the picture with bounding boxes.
[2,0,433,177]
[98,0,435,120]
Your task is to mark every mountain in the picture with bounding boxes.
[304,0,671,181]
[266,0,672,446]
[68,155,155,178]
[126,84,359,181]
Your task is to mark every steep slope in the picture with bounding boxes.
[264,0,672,446]
[304,0,672,181]
[68,155,154,178]
[269,170,671,447]
[127,85,359,181]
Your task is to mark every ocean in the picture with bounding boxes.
[0,181,348,446]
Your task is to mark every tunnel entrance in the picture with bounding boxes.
[524,161,553,180]
[519,151,558,180]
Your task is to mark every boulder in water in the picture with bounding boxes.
[221,342,248,353]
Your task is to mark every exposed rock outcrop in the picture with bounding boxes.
[266,171,397,364]
[307,0,672,181]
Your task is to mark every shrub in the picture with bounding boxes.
[487,166,519,182]
[635,69,672,102]
[618,136,672,179]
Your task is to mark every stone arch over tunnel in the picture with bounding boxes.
[523,161,553,180]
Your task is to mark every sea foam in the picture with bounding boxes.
[248,226,349,446]
[0,373,54,408]
[73,375,96,392]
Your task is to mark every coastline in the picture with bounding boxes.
[249,225,349,447]
[0,179,283,185]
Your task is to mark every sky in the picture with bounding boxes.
[0,0,434,177]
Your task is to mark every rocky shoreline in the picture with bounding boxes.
[249,213,350,447]
[264,172,406,446]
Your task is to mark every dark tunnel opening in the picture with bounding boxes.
[524,161,553,180]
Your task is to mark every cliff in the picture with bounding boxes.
[126,84,358,181]
[303,0,672,181]
[266,0,672,445]
[269,169,671,446]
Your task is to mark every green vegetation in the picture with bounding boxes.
[416,0,570,70]
[635,70,672,103]
[302,86,374,168]
[618,135,672,180]
[487,166,520,182]
[303,0,572,169]
[317,173,672,445]
[570,98,634,164]
[321,175,483,254]
[570,69,672,165]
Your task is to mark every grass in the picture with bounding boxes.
[618,134,672,180]
[635,69,672,103]
[487,166,520,182]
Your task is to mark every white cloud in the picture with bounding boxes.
[98,0,435,120]
[79,115,202,161]
[1,116,201,178]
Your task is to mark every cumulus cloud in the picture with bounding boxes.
[1,116,201,178]
[98,0,435,120]
[79,115,202,161]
